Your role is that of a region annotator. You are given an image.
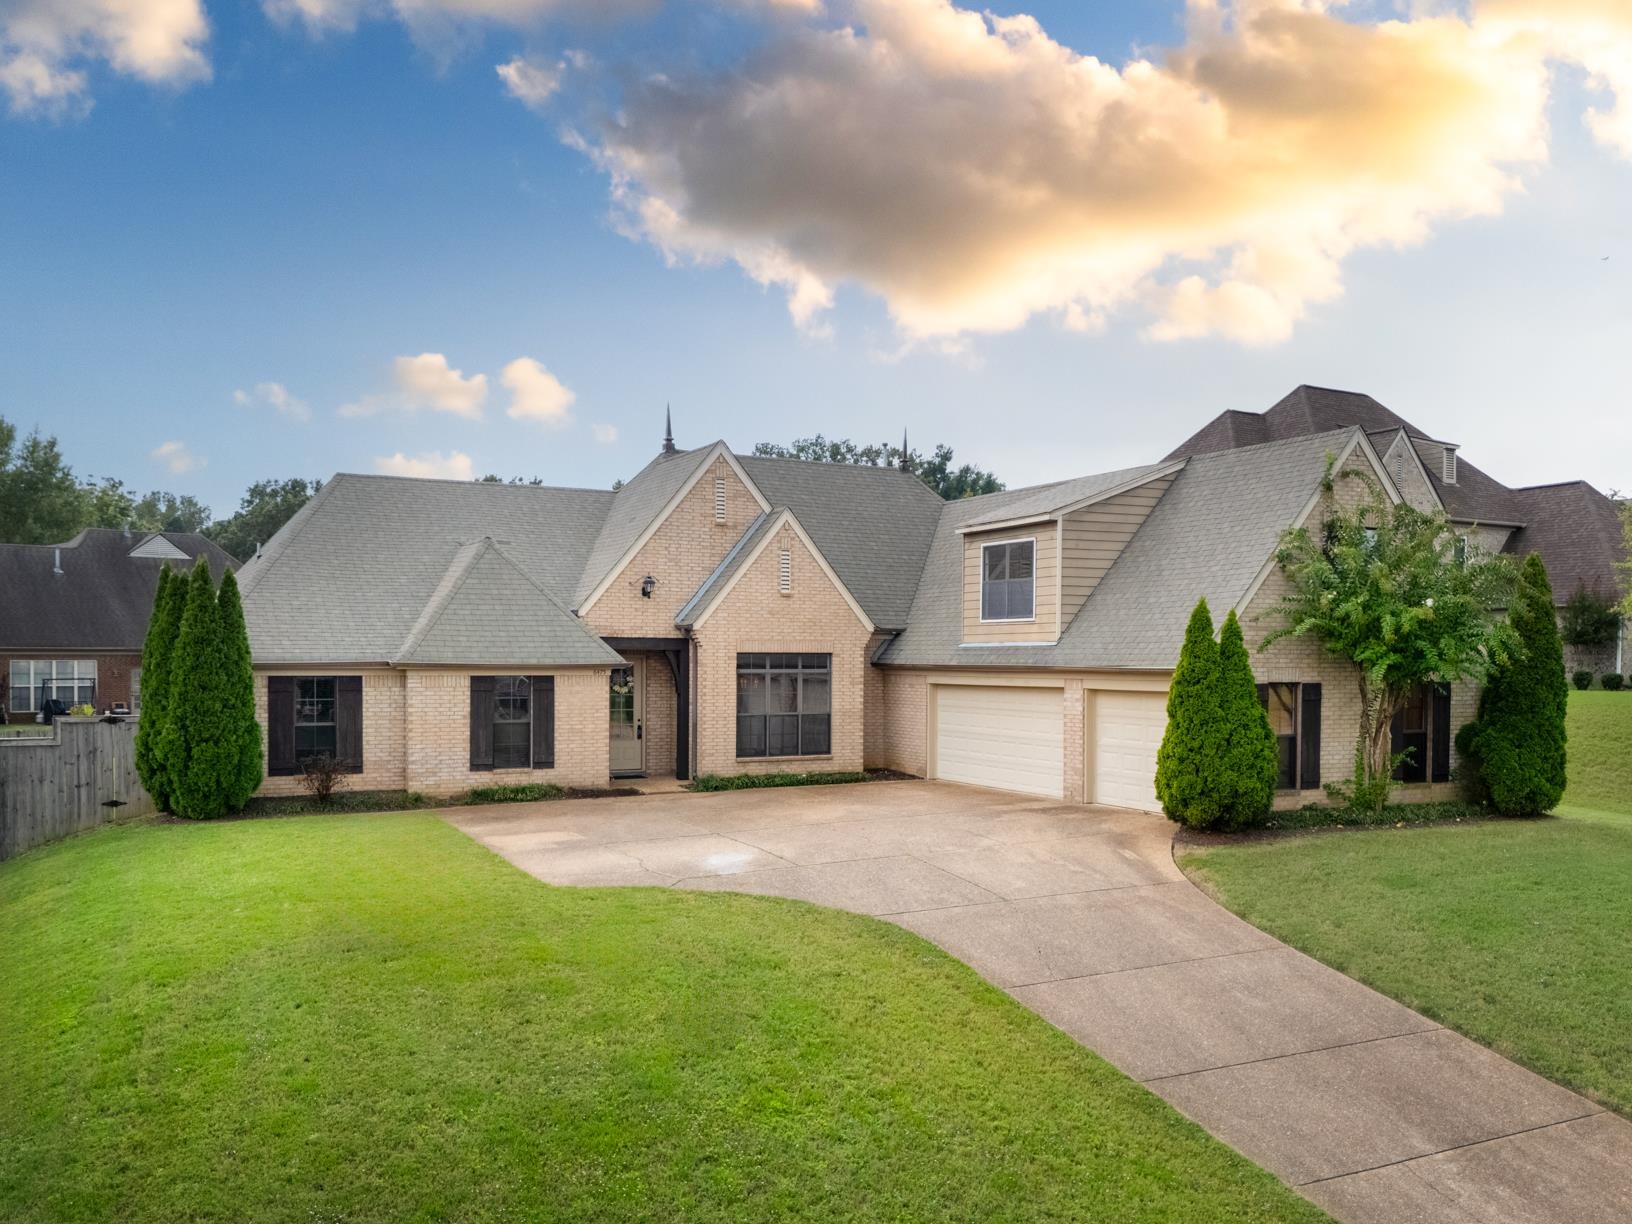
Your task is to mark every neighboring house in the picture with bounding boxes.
[0,529,237,721]
[237,388,1612,810]
[1166,385,1629,677]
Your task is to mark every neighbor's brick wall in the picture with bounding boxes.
[1,651,140,719]
[691,528,874,776]
[253,668,407,798]
[879,670,928,777]
[585,458,760,638]
[403,668,610,794]
[1244,448,1475,808]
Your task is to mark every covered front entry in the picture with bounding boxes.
[609,660,644,775]
[601,638,690,780]
[933,684,1064,798]
[1090,690,1165,813]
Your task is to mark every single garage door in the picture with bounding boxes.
[934,685,1064,798]
[1092,690,1167,812]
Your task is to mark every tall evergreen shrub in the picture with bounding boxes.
[1216,609,1278,827]
[134,565,186,812]
[1155,599,1226,828]
[216,569,264,810]
[161,560,237,819]
[1469,553,1568,815]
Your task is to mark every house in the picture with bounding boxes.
[0,529,237,721]
[236,388,1612,810]
[1167,385,1628,677]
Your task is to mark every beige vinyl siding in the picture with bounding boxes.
[1059,475,1176,626]
[962,521,1058,643]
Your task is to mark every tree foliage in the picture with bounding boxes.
[204,477,321,561]
[751,435,1003,500]
[1216,609,1279,826]
[1155,599,1226,828]
[159,561,239,819]
[1466,554,1568,815]
[1265,457,1518,816]
[134,566,188,812]
[216,570,265,810]
[1560,583,1621,647]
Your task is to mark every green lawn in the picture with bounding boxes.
[0,814,1324,1222]
[1184,690,1632,1117]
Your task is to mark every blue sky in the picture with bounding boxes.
[2,0,1628,518]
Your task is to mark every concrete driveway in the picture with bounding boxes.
[445,779,1632,1224]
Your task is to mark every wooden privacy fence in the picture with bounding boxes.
[0,717,153,861]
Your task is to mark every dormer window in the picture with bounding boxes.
[981,538,1035,622]
[1441,445,1458,485]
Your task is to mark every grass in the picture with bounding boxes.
[0,813,1324,1222]
[1183,689,1632,1116]
[0,725,51,738]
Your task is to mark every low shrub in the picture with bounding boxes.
[297,755,350,806]
[690,770,874,792]
[1602,674,1625,692]
[242,790,433,817]
[1573,670,1594,691]
[1264,800,1491,831]
[462,783,566,805]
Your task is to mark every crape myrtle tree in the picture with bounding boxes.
[1466,553,1569,815]
[1265,457,1518,817]
[135,564,188,812]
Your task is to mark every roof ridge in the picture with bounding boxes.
[236,475,343,596]
[394,538,490,663]
[333,470,618,496]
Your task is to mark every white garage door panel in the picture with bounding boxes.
[935,685,1064,798]
[1093,691,1166,813]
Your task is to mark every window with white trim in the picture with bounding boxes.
[980,539,1035,621]
[9,659,96,712]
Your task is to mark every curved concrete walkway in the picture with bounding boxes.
[444,780,1632,1223]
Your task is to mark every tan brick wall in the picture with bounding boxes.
[403,668,610,794]
[879,671,928,776]
[863,631,892,769]
[253,668,407,797]
[691,529,874,776]
[584,459,761,636]
[1063,677,1086,803]
[1379,434,1440,513]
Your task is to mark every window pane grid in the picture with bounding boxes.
[9,659,97,712]
[735,654,832,757]
[980,541,1035,621]
[491,677,532,768]
[294,678,337,763]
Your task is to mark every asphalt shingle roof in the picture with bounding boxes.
[961,463,1178,529]
[572,446,717,611]
[1505,482,1627,602]
[0,529,235,651]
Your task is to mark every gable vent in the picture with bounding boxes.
[1394,449,1405,484]
[714,477,727,522]
[778,548,792,595]
[1441,445,1458,485]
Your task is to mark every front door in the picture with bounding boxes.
[609,661,644,775]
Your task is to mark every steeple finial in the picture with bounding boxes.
[898,428,911,473]
[662,404,677,455]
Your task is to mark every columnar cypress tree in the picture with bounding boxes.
[1473,553,1568,815]
[161,559,236,820]
[1156,598,1226,828]
[135,565,186,812]
[1216,609,1278,828]
[216,569,264,810]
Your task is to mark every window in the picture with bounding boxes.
[469,675,554,772]
[1257,682,1322,791]
[9,660,96,713]
[980,539,1035,621]
[492,677,531,769]
[1392,683,1452,784]
[294,677,337,763]
[130,668,142,712]
[1453,535,1469,566]
[737,653,830,758]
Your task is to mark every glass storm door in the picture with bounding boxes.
[609,661,644,775]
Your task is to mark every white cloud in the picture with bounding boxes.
[501,356,575,426]
[497,56,563,109]
[233,381,311,422]
[574,0,1632,345]
[591,422,618,443]
[151,440,204,474]
[342,352,488,419]
[1,0,210,117]
[372,450,475,480]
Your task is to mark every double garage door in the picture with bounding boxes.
[932,684,1165,812]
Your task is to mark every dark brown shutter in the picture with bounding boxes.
[1431,683,1452,783]
[1256,683,1268,708]
[530,676,555,769]
[267,676,297,776]
[470,676,495,771]
[1390,707,1406,781]
[336,676,363,775]
[1299,683,1321,792]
